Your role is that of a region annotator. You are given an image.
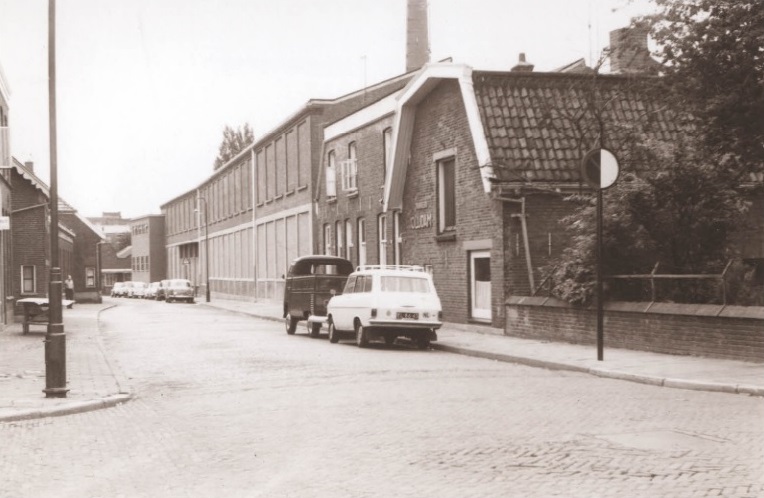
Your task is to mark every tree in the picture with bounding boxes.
[213,123,254,170]
[550,140,748,305]
[641,0,764,178]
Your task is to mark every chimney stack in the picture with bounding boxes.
[511,53,534,72]
[24,160,34,172]
[609,23,658,75]
[406,0,430,72]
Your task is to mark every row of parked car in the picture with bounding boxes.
[283,256,443,350]
[110,279,196,303]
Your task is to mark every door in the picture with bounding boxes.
[470,250,491,320]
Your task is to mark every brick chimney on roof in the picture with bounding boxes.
[406,0,430,72]
[511,53,534,72]
[609,23,659,75]
[24,160,33,173]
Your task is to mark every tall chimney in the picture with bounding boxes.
[609,23,658,75]
[406,0,430,72]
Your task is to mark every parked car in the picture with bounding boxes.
[144,281,162,299]
[283,255,354,337]
[128,281,147,299]
[156,280,169,301]
[165,279,195,303]
[326,265,442,349]
[111,282,126,298]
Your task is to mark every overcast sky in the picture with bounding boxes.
[0,0,651,219]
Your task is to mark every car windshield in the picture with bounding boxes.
[380,276,430,293]
[169,280,191,288]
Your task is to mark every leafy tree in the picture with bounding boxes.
[641,0,764,178]
[213,123,254,170]
[551,140,748,305]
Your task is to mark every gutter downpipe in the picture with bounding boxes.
[499,195,535,294]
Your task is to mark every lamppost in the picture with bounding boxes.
[45,0,67,398]
[195,197,210,302]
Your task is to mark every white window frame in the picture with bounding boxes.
[357,218,366,266]
[21,265,35,294]
[383,127,393,184]
[341,142,358,191]
[86,267,96,288]
[324,224,332,255]
[378,214,387,265]
[393,211,402,265]
[345,219,353,261]
[326,151,337,198]
[335,220,343,259]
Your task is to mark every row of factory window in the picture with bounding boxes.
[322,213,404,267]
[325,128,393,199]
[131,255,150,272]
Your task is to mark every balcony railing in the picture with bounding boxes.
[0,127,9,167]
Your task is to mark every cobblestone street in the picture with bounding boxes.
[2,300,762,498]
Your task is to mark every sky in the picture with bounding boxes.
[0,0,652,219]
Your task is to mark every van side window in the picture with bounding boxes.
[344,275,357,294]
[363,275,373,293]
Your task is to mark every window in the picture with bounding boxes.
[393,211,402,265]
[345,219,353,261]
[326,150,337,198]
[341,142,357,191]
[357,218,366,266]
[335,220,343,259]
[21,265,35,294]
[437,157,456,233]
[86,267,96,288]
[344,275,357,294]
[383,127,393,183]
[378,214,387,265]
[324,224,332,255]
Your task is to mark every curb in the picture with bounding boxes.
[199,304,764,398]
[0,393,133,423]
[432,344,763,398]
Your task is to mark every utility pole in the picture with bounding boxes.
[45,0,68,398]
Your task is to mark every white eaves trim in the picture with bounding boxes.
[324,91,400,141]
[383,63,493,212]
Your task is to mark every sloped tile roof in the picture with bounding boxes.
[472,71,683,184]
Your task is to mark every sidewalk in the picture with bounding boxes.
[201,298,764,397]
[0,303,131,422]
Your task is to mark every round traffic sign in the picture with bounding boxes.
[581,148,620,190]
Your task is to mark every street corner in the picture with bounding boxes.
[0,392,133,423]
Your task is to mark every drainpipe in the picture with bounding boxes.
[498,195,535,294]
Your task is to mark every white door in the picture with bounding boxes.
[470,250,491,320]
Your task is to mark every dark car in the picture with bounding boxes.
[283,255,354,337]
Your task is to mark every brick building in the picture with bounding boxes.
[161,73,413,302]
[315,91,400,268]
[87,211,132,293]
[59,205,106,303]
[382,59,688,328]
[8,160,75,313]
[129,215,166,284]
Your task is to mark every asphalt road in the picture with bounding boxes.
[1,299,762,498]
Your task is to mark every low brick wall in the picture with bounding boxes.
[505,297,764,363]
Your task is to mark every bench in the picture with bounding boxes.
[17,298,75,335]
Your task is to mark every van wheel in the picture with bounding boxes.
[328,321,340,343]
[310,322,321,338]
[285,314,298,335]
[355,322,369,348]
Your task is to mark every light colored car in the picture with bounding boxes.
[128,281,147,298]
[326,265,442,349]
[144,282,162,299]
[110,282,126,297]
[165,279,195,303]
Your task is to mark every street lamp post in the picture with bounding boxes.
[196,197,210,303]
[45,0,67,398]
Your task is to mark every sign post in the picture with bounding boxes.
[581,148,619,361]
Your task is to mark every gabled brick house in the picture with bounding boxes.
[9,160,104,311]
[383,62,685,328]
